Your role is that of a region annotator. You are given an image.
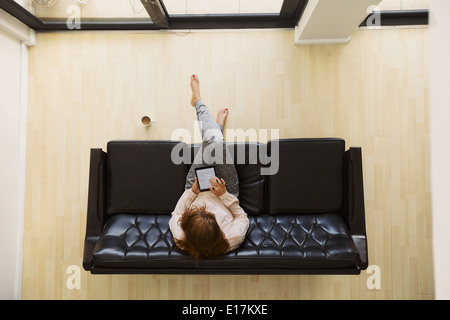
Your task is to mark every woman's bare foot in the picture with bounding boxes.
[217,108,229,127]
[190,75,201,107]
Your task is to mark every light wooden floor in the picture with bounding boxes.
[22,28,433,299]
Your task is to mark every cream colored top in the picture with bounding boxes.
[169,189,250,252]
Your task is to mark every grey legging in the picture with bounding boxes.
[184,99,239,197]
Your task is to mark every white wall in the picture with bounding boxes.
[0,26,28,300]
[430,0,450,300]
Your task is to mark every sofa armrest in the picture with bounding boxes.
[345,147,368,270]
[83,148,107,271]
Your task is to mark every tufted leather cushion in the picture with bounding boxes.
[107,141,187,216]
[92,212,359,270]
[268,139,345,214]
[234,213,359,268]
[92,214,193,268]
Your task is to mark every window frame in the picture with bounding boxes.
[0,0,429,31]
[360,9,428,27]
[0,0,309,31]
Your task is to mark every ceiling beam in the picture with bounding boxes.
[295,0,382,45]
[140,0,169,28]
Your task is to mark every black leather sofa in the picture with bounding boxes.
[83,138,368,274]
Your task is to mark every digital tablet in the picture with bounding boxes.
[194,166,217,192]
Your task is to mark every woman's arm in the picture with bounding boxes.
[169,187,198,240]
[219,192,248,220]
[219,191,250,252]
[210,177,248,221]
[210,177,250,250]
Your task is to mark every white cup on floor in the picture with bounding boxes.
[141,116,155,127]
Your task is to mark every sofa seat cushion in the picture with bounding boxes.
[92,213,359,270]
[236,214,359,269]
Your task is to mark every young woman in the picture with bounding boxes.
[169,75,250,265]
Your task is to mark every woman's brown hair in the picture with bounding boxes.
[174,205,229,266]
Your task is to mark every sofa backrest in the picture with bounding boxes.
[107,141,187,216]
[267,139,345,214]
[230,142,266,215]
[105,139,346,217]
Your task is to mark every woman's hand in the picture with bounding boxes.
[191,178,200,194]
[209,177,227,197]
